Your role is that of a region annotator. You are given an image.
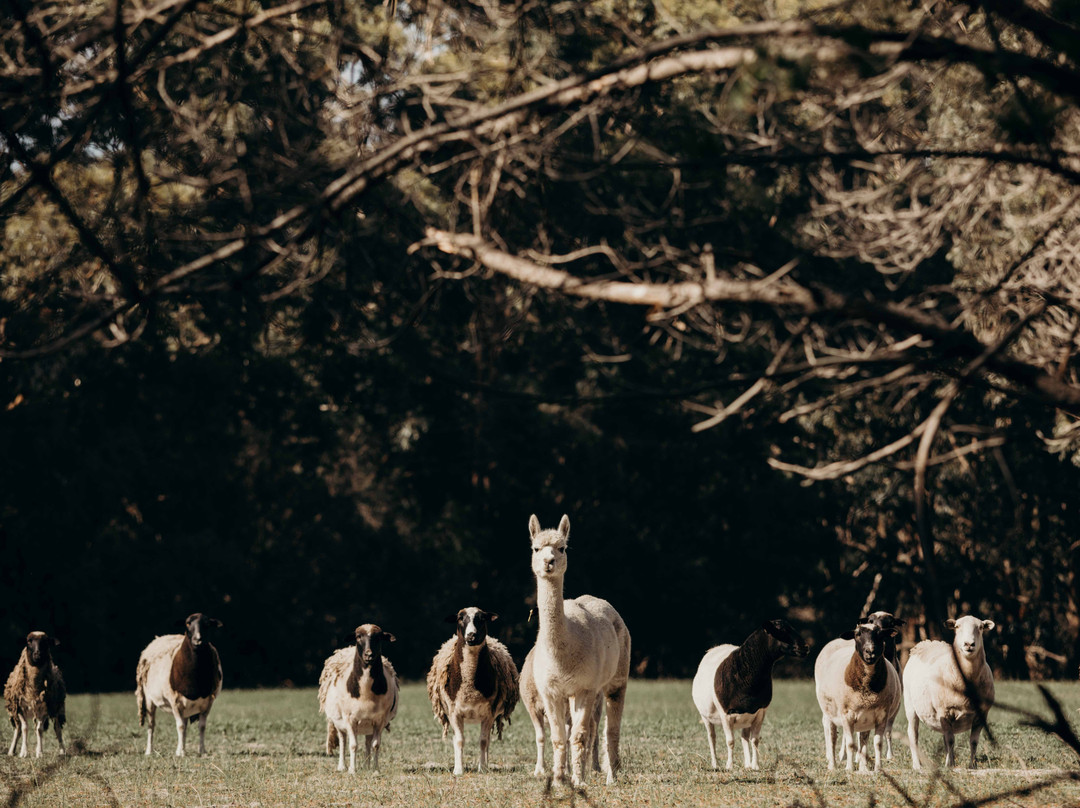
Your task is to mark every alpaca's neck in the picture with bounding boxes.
[535,573,567,650]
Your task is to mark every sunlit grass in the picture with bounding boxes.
[1,681,1078,806]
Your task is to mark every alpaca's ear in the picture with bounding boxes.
[558,514,570,539]
[528,514,541,538]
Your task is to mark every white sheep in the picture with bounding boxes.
[319,623,399,773]
[815,620,901,772]
[426,607,519,774]
[691,619,809,770]
[135,613,223,756]
[904,615,996,769]
[527,514,631,787]
[4,631,66,757]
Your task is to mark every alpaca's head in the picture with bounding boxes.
[528,513,570,580]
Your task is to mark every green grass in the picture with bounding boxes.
[2,681,1079,807]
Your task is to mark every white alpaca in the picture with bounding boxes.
[527,514,631,787]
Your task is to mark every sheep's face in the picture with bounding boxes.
[25,632,57,667]
[355,624,395,666]
[947,615,995,658]
[449,607,498,646]
[185,613,223,649]
[851,623,886,665]
[762,619,809,659]
[529,514,570,579]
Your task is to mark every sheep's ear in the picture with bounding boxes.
[840,630,855,641]
[528,514,541,538]
[558,514,570,539]
[445,613,460,624]
[944,618,957,631]
[50,637,60,648]
[210,618,223,629]
[761,620,782,638]
[381,632,397,643]
[981,620,996,633]
[485,612,499,623]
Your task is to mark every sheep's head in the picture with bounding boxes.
[447,607,498,646]
[946,615,995,659]
[355,624,395,667]
[761,619,809,659]
[860,611,906,633]
[25,632,58,667]
[184,613,223,649]
[529,513,570,580]
[846,622,887,665]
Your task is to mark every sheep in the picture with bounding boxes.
[815,620,902,772]
[426,607,519,774]
[904,615,996,769]
[4,631,66,758]
[519,646,602,778]
[319,623,399,773]
[691,619,809,771]
[842,611,906,763]
[527,514,631,787]
[135,613,223,757]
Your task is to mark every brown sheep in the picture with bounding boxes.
[4,631,66,757]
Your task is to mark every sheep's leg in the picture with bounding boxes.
[872,727,884,772]
[18,716,29,757]
[969,722,985,769]
[53,717,65,755]
[7,715,20,756]
[590,695,602,773]
[739,727,753,769]
[173,711,187,757]
[450,713,466,775]
[747,710,766,770]
[702,719,719,770]
[345,726,357,773]
[841,722,856,772]
[884,719,894,760]
[368,730,381,772]
[336,729,347,771]
[602,686,626,784]
[197,712,209,755]
[822,715,837,770]
[942,726,956,768]
[568,691,596,787]
[546,696,570,785]
[906,707,922,770]
[33,719,44,758]
[718,715,736,770]
[144,704,156,756]
[479,716,494,773]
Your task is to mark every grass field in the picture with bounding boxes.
[2,680,1079,807]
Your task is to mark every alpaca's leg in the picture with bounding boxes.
[546,697,570,785]
[568,691,597,787]
[531,707,546,777]
[602,685,626,784]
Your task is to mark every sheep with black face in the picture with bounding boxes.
[319,624,399,773]
[815,620,902,772]
[426,607,519,774]
[5,631,66,757]
[691,619,809,770]
[135,613,223,756]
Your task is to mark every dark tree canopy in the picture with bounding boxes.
[3,0,1080,689]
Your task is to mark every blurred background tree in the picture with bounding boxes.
[3,0,1080,690]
